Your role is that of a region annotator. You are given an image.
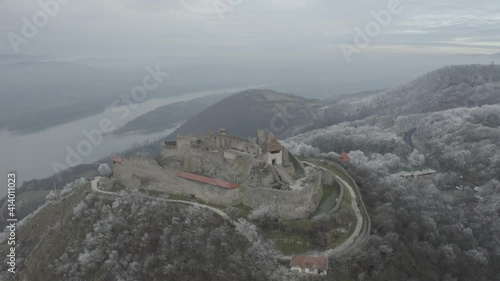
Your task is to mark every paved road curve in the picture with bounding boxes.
[92,165,371,258]
[302,161,371,257]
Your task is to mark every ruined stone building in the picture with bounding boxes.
[113,129,324,220]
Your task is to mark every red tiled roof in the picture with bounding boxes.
[176,171,240,189]
[112,157,123,164]
[340,152,350,163]
[291,256,328,270]
[268,133,283,152]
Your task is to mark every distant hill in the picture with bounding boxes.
[286,64,500,184]
[361,64,500,115]
[113,93,231,135]
[166,89,320,139]
[310,64,500,130]
[0,54,52,64]
[330,89,385,102]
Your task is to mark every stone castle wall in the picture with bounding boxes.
[113,158,241,205]
[287,150,305,176]
[114,157,323,219]
[161,146,178,159]
[177,136,200,152]
[181,149,255,184]
[204,134,260,154]
[242,172,323,220]
[176,134,260,154]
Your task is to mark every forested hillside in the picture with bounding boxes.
[0,187,296,281]
[310,64,500,130]
[283,64,500,280]
[286,104,500,183]
[328,162,500,281]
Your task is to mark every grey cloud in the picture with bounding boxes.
[0,0,498,60]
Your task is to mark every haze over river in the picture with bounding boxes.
[0,87,251,197]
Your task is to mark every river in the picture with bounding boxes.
[0,87,251,196]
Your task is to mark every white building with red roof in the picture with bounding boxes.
[290,256,328,275]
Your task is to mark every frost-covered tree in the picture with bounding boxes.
[45,190,57,201]
[408,150,425,166]
[98,163,113,177]
[59,177,86,197]
[54,190,285,281]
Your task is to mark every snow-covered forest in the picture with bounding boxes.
[12,188,296,281]
[283,65,500,280]
[286,104,500,182]
[309,64,500,130]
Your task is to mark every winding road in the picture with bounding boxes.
[92,162,371,258]
[302,161,371,257]
[404,128,417,151]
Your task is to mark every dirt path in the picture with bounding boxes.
[90,177,233,223]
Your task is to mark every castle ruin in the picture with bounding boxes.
[113,129,323,219]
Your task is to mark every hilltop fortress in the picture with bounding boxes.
[113,129,323,219]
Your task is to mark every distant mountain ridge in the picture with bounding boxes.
[165,65,500,140]
[113,94,231,135]
[166,89,321,139]
[0,54,52,64]
[308,64,500,131]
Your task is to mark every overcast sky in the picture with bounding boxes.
[1,0,499,59]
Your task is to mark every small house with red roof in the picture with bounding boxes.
[340,152,350,164]
[290,256,328,275]
[112,157,123,165]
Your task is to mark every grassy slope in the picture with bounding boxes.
[301,158,361,247]
[0,184,91,280]
[313,182,341,217]
[263,220,316,255]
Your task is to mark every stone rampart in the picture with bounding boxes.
[113,158,241,205]
[242,172,323,220]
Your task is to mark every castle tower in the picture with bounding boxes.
[266,133,283,165]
